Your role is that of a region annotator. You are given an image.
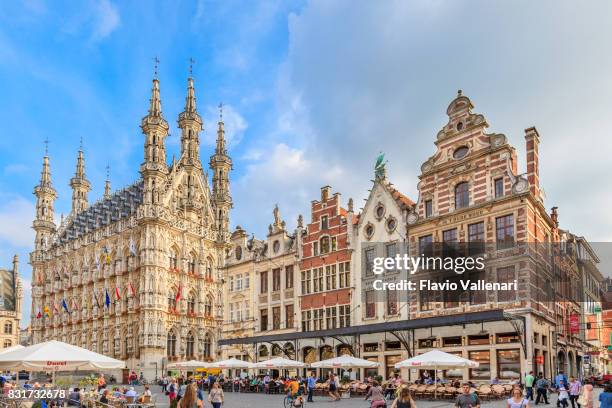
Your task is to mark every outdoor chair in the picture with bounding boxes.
[443,386,457,399]
[477,385,492,401]
[491,384,506,398]
[414,384,427,399]
[424,385,437,400]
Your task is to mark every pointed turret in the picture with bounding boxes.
[104,166,111,200]
[210,104,233,240]
[140,65,170,204]
[33,143,57,251]
[70,147,91,214]
[178,73,203,167]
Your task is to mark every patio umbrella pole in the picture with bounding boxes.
[434,365,437,399]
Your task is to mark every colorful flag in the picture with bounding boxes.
[94,292,101,308]
[175,285,182,302]
[62,299,70,314]
[53,302,59,313]
[94,254,101,272]
[103,246,111,265]
[115,286,121,300]
[105,289,111,308]
[129,282,137,297]
[43,305,51,317]
[36,309,42,319]
[71,298,79,311]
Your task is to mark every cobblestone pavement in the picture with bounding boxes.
[136,385,597,408]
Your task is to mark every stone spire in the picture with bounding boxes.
[210,103,233,240]
[104,165,111,200]
[140,64,170,204]
[70,146,91,214]
[33,142,57,251]
[178,68,203,167]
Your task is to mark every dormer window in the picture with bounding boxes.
[273,240,280,254]
[235,246,242,261]
[375,204,385,219]
[456,122,463,131]
[453,146,469,160]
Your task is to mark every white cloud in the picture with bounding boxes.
[203,104,248,148]
[0,194,35,248]
[91,0,120,40]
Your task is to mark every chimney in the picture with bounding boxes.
[551,206,559,227]
[524,127,540,200]
[321,186,331,202]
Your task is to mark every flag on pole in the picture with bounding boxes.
[105,289,111,308]
[62,299,70,314]
[53,302,59,313]
[175,285,182,302]
[115,286,121,300]
[94,254,101,272]
[103,246,111,265]
[43,305,51,317]
[71,298,79,311]
[36,309,42,319]
[129,282,136,297]
[94,292,101,309]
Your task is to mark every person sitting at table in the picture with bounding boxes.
[68,388,81,406]
[23,380,33,390]
[111,387,122,398]
[100,389,110,405]
[125,386,138,401]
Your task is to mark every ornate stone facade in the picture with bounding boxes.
[30,75,231,379]
[0,255,22,350]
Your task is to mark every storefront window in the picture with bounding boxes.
[365,357,379,378]
[468,334,490,345]
[444,351,464,378]
[442,336,462,347]
[497,349,521,380]
[496,332,520,344]
[469,350,490,380]
[385,355,402,379]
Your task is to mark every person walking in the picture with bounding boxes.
[507,386,530,408]
[208,382,224,408]
[365,380,386,408]
[306,371,316,403]
[97,374,106,392]
[327,373,340,402]
[580,381,594,408]
[177,383,202,408]
[525,371,535,401]
[558,383,569,408]
[391,387,416,408]
[568,377,581,408]
[535,373,550,405]
[455,383,481,408]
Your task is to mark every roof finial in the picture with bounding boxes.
[104,164,111,200]
[44,137,49,156]
[153,56,160,79]
[457,89,463,97]
[218,102,224,121]
[106,164,110,180]
[189,57,195,77]
[79,136,84,151]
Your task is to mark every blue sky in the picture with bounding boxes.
[1,0,612,327]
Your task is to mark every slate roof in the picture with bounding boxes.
[55,180,144,245]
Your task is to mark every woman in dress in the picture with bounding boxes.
[506,387,530,408]
[581,380,594,408]
[208,381,225,408]
[177,383,202,408]
[391,387,416,408]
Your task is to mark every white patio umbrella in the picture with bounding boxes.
[208,357,255,369]
[0,340,124,382]
[167,360,210,369]
[394,350,479,398]
[254,357,305,369]
[310,354,379,369]
[0,344,25,354]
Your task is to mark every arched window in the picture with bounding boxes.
[206,259,213,279]
[166,331,176,357]
[204,296,213,316]
[454,182,470,209]
[3,322,12,334]
[188,253,197,274]
[187,294,196,314]
[186,332,195,358]
[320,236,330,254]
[258,345,269,358]
[168,248,178,270]
[203,334,212,358]
[167,291,177,311]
